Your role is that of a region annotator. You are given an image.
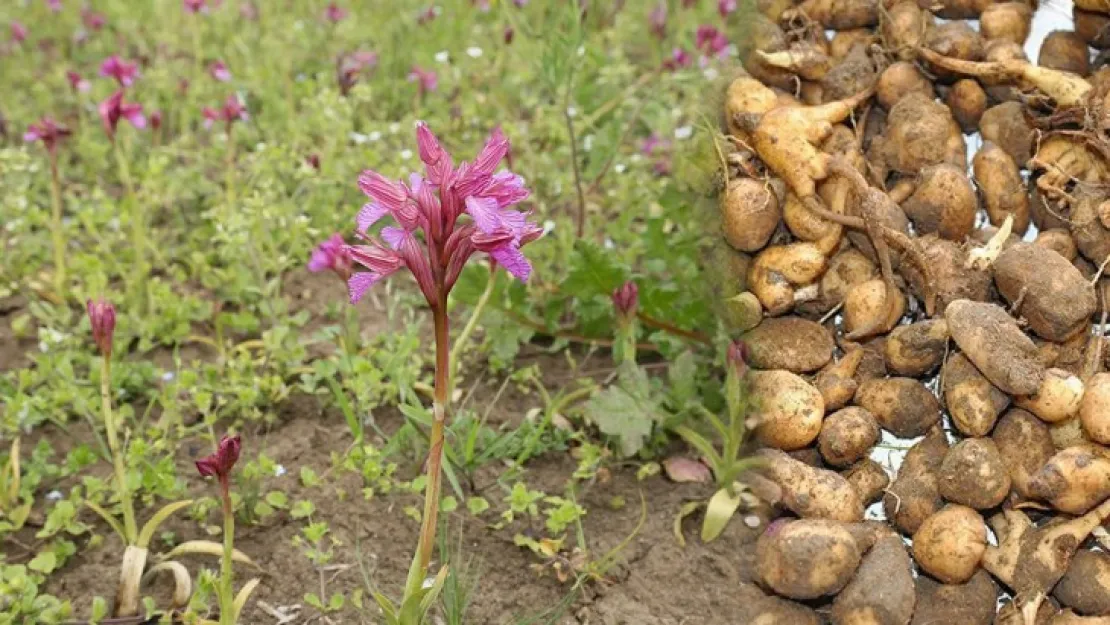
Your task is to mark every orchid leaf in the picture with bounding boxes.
[674,500,702,547]
[84,500,127,543]
[701,486,742,543]
[137,499,193,548]
[159,540,258,567]
[233,578,261,621]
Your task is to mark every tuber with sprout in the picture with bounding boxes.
[755,449,865,521]
[903,236,993,313]
[918,47,1092,108]
[815,346,867,411]
[819,248,877,312]
[748,242,828,316]
[781,0,878,30]
[983,498,1110,620]
[1028,446,1110,514]
[1015,368,1086,424]
[843,278,906,339]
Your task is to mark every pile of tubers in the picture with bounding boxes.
[714,0,1110,622]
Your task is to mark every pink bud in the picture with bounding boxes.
[195,434,241,482]
[727,341,748,376]
[612,281,639,319]
[87,299,116,357]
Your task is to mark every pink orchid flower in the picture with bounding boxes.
[24,117,72,155]
[66,70,91,92]
[210,60,231,82]
[408,66,437,96]
[183,0,209,14]
[308,233,353,280]
[344,122,540,307]
[11,21,28,44]
[99,90,147,140]
[324,2,347,22]
[99,55,140,87]
[202,94,248,131]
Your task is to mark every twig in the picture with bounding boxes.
[565,105,587,238]
[636,312,712,345]
[505,310,660,351]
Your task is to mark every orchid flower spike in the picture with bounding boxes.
[24,117,72,155]
[196,434,241,484]
[99,55,140,87]
[99,90,146,140]
[86,298,116,358]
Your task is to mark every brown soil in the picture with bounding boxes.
[9,274,787,624]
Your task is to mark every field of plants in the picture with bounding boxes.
[0,1,767,623]
[8,0,1110,624]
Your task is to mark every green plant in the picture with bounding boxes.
[672,342,761,542]
[0,439,32,533]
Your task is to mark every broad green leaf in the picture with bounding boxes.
[466,496,490,516]
[28,551,57,573]
[563,240,628,297]
[701,487,742,543]
[668,351,697,407]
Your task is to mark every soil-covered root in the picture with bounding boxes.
[1039,31,1092,76]
[818,407,881,467]
[979,102,1036,166]
[750,369,826,450]
[843,278,907,339]
[816,346,867,411]
[782,0,879,30]
[748,242,829,316]
[912,504,989,584]
[995,242,1098,342]
[868,91,966,178]
[854,376,941,437]
[1034,229,1079,261]
[903,236,993,314]
[876,61,935,110]
[945,299,1047,396]
[946,78,989,133]
[831,534,916,625]
[1053,550,1110,617]
[782,191,843,255]
[923,22,985,80]
[1027,446,1110,514]
[909,570,998,625]
[1015,368,1086,424]
[982,498,1110,619]
[720,177,782,252]
[944,352,1011,437]
[755,449,865,521]
[1079,372,1110,444]
[1067,188,1110,266]
[916,47,1092,108]
[884,319,948,377]
[979,2,1033,45]
[1030,135,1110,202]
[937,437,1012,509]
[755,519,864,600]
[843,458,890,505]
[902,163,978,241]
[745,317,835,373]
[974,141,1031,235]
[992,408,1059,499]
[883,427,949,534]
[882,1,934,60]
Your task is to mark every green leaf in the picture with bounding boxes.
[305,592,324,609]
[299,467,320,488]
[265,491,288,508]
[440,496,458,513]
[138,500,194,549]
[466,496,490,516]
[291,500,315,519]
[673,501,703,548]
[701,487,742,543]
[668,351,697,407]
[90,596,109,622]
[28,551,57,573]
[328,592,345,611]
[563,240,629,297]
[585,362,665,457]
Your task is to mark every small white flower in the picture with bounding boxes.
[577,46,585,56]
[603,237,615,249]
[702,67,719,81]
[368,130,382,141]
[274,464,287,477]
[161,371,175,382]
[674,125,693,140]
[566,106,577,117]
[583,135,594,152]
[349,131,369,145]
[400,149,413,160]
[435,51,450,63]
[614,163,626,174]
[389,122,401,134]
[46,490,63,501]
[543,219,556,234]
[466,46,483,58]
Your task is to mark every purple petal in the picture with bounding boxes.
[357,170,407,210]
[464,196,501,233]
[307,249,331,272]
[23,130,40,143]
[356,201,388,233]
[472,127,509,176]
[380,226,406,250]
[348,272,382,303]
[126,111,147,129]
[490,243,531,282]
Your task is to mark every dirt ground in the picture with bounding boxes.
[2,280,815,625]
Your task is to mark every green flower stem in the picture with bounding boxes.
[447,263,496,399]
[225,129,237,208]
[113,138,146,307]
[47,152,66,296]
[218,480,235,625]
[101,356,137,544]
[407,298,450,593]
